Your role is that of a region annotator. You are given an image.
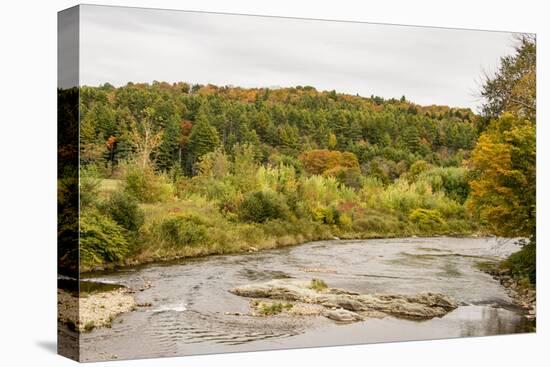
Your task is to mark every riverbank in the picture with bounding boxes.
[81,228,486,273]
[477,262,536,322]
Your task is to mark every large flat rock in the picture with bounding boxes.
[230,279,458,320]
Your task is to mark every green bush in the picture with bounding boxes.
[103,191,145,233]
[256,301,293,316]
[80,209,129,266]
[123,165,173,203]
[503,241,536,285]
[159,214,208,247]
[80,165,101,208]
[239,190,289,223]
[418,167,470,203]
[325,166,363,190]
[352,212,400,234]
[408,208,445,229]
[408,160,430,180]
[309,278,328,291]
[311,206,340,225]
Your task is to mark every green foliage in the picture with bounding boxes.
[123,164,173,203]
[502,241,536,285]
[481,35,536,124]
[188,108,220,163]
[255,301,294,316]
[239,190,289,223]
[408,208,445,229]
[311,206,340,225]
[80,165,101,208]
[351,212,400,234]
[327,166,362,189]
[418,167,470,203]
[159,213,209,247]
[156,117,182,171]
[309,278,328,292]
[80,209,129,266]
[407,160,430,180]
[103,190,145,233]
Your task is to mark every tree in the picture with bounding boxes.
[299,149,359,176]
[467,113,535,238]
[327,133,337,150]
[156,117,181,171]
[480,35,536,124]
[471,34,536,284]
[127,107,164,169]
[188,108,220,165]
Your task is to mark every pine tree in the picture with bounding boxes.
[188,108,220,163]
[156,118,181,171]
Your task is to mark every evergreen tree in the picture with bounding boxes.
[156,118,181,171]
[188,109,220,163]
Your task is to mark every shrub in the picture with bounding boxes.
[123,165,173,203]
[159,214,208,247]
[103,191,145,232]
[256,302,293,316]
[502,241,536,285]
[83,321,95,332]
[352,212,400,234]
[80,165,101,208]
[268,153,303,174]
[408,208,445,229]
[418,167,470,203]
[80,209,129,266]
[311,206,340,225]
[309,279,328,291]
[408,160,430,180]
[338,213,353,230]
[239,190,289,223]
[324,166,363,189]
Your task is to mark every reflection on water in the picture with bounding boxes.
[78,237,531,361]
[58,278,124,296]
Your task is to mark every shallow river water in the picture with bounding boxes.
[78,237,531,361]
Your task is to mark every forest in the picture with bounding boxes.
[59,36,535,287]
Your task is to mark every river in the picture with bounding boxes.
[76,237,531,361]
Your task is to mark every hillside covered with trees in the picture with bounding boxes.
[65,36,534,288]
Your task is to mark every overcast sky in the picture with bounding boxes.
[79,5,519,111]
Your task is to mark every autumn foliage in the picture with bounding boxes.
[299,149,359,176]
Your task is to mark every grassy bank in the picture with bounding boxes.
[77,153,481,272]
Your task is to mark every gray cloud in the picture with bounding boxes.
[79,5,518,110]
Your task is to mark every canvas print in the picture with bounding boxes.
[58,5,536,362]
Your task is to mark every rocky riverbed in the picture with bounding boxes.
[58,288,137,332]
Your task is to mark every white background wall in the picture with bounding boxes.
[0,0,547,366]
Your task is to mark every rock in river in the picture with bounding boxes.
[324,308,363,322]
[230,279,458,320]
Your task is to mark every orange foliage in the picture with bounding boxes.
[299,149,359,176]
[106,135,117,151]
